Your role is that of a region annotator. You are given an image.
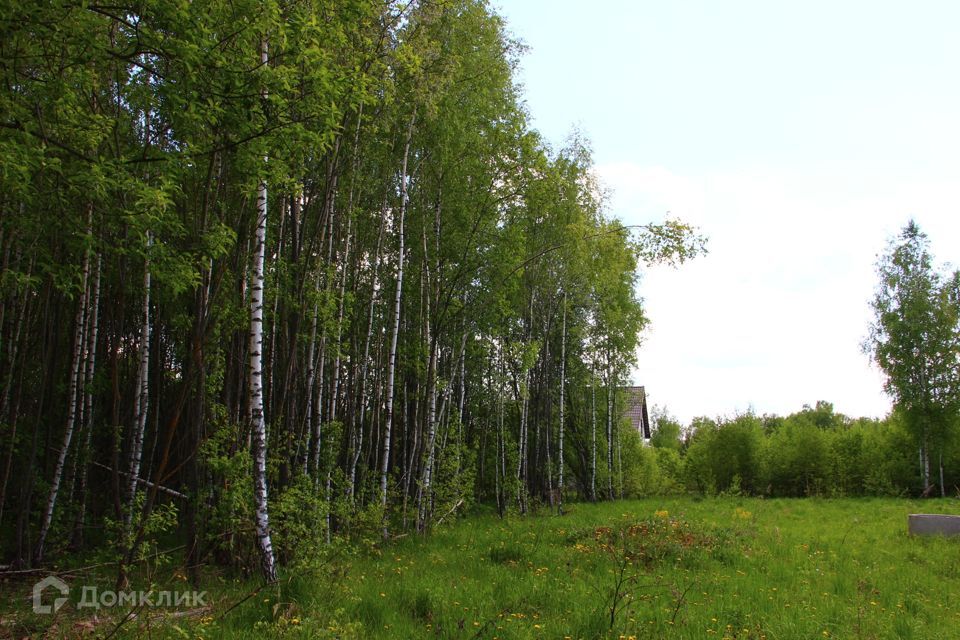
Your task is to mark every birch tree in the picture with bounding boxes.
[866,220,960,496]
[249,38,277,583]
[380,110,416,533]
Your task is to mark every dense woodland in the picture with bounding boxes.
[0,0,704,580]
[2,0,956,590]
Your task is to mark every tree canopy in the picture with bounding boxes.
[0,0,704,577]
[865,220,960,495]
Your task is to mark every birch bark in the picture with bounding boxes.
[380,110,416,534]
[249,38,277,583]
[126,233,152,518]
[35,206,92,564]
[557,294,565,514]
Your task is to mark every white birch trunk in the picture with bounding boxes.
[380,110,416,532]
[417,342,438,531]
[496,344,505,516]
[557,295,566,514]
[606,358,614,500]
[302,267,319,476]
[349,213,384,500]
[416,216,440,531]
[455,329,467,478]
[73,253,101,544]
[326,213,352,540]
[516,368,529,514]
[249,38,277,583]
[35,208,92,564]
[329,214,352,423]
[590,362,597,502]
[126,233,152,518]
[311,196,336,483]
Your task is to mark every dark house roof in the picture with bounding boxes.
[622,386,651,439]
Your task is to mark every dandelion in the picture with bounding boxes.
[655,509,669,518]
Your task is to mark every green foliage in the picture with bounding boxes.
[683,415,763,495]
[765,418,831,496]
[619,429,662,497]
[0,0,707,575]
[271,474,330,572]
[199,422,257,573]
[866,221,960,491]
[663,404,933,498]
[104,493,179,565]
[650,408,683,451]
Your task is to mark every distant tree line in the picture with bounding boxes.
[0,0,703,581]
[640,401,959,499]
[641,221,960,501]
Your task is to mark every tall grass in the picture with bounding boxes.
[4,498,959,638]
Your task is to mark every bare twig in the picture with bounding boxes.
[89,460,188,500]
[434,498,464,528]
[670,582,693,625]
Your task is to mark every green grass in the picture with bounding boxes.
[4,498,960,639]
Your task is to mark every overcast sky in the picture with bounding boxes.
[494,0,960,423]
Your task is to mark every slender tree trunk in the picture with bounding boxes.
[72,253,101,548]
[249,38,277,583]
[590,363,597,502]
[920,442,930,492]
[606,358,614,501]
[417,339,438,532]
[302,268,320,476]
[516,367,529,514]
[350,212,385,500]
[543,332,553,506]
[616,405,624,499]
[495,344,505,517]
[416,214,441,531]
[126,233,152,519]
[0,257,32,527]
[325,212,352,541]
[311,187,336,483]
[455,328,467,478]
[939,450,945,497]
[380,109,415,536]
[557,294,566,515]
[35,207,93,564]
[329,214,352,424]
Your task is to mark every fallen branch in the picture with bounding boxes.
[89,460,188,500]
[435,499,464,528]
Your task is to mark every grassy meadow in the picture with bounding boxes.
[4,497,960,639]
